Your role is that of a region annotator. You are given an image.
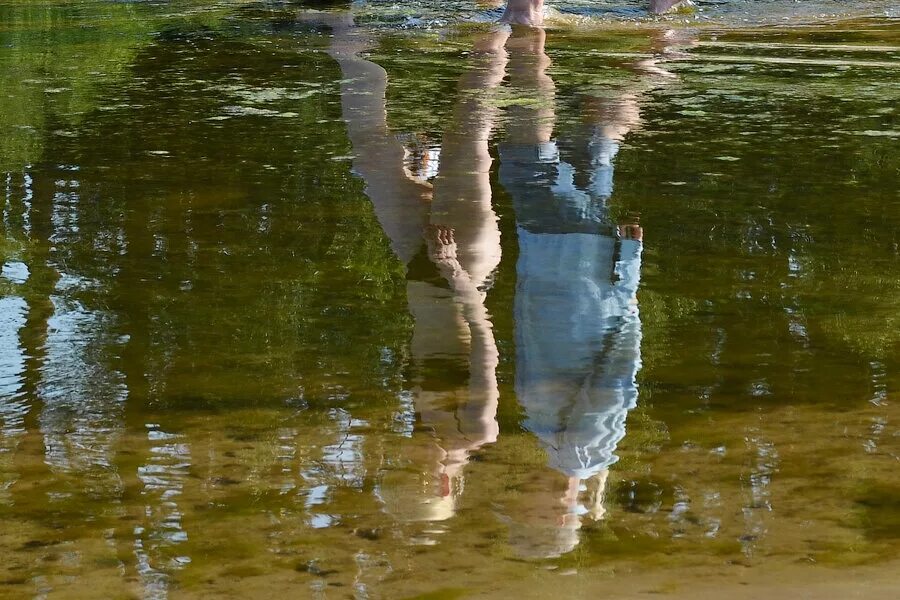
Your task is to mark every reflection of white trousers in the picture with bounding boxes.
[515,230,642,479]
[501,136,642,481]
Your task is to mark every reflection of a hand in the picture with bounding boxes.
[425,224,458,267]
[619,222,644,242]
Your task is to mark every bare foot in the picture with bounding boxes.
[499,0,545,26]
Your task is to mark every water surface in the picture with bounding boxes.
[1,1,898,598]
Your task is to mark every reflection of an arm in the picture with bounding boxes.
[326,16,431,266]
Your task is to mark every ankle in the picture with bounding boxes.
[500,0,545,25]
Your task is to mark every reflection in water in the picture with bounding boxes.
[328,14,503,521]
[330,18,675,557]
[3,171,34,237]
[0,296,27,399]
[738,428,778,557]
[498,25,649,557]
[301,407,368,529]
[133,424,191,599]
[0,296,27,505]
[39,292,126,500]
[0,2,898,597]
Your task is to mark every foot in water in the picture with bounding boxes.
[499,0,693,25]
[500,0,545,25]
[649,0,694,14]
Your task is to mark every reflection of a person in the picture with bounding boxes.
[325,14,505,521]
[499,24,653,558]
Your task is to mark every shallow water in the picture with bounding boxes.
[1,1,899,598]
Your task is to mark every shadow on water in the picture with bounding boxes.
[0,1,899,598]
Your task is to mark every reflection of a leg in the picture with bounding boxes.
[431,27,507,289]
[505,26,554,147]
[500,0,546,26]
[635,28,699,79]
[554,471,610,535]
[408,28,509,514]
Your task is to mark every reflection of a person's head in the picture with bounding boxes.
[378,443,457,522]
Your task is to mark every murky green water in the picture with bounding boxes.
[1,1,898,598]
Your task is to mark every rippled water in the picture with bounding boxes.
[1,1,898,598]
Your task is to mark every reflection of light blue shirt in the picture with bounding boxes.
[501,136,642,479]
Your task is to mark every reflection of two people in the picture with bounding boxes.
[326,13,669,554]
